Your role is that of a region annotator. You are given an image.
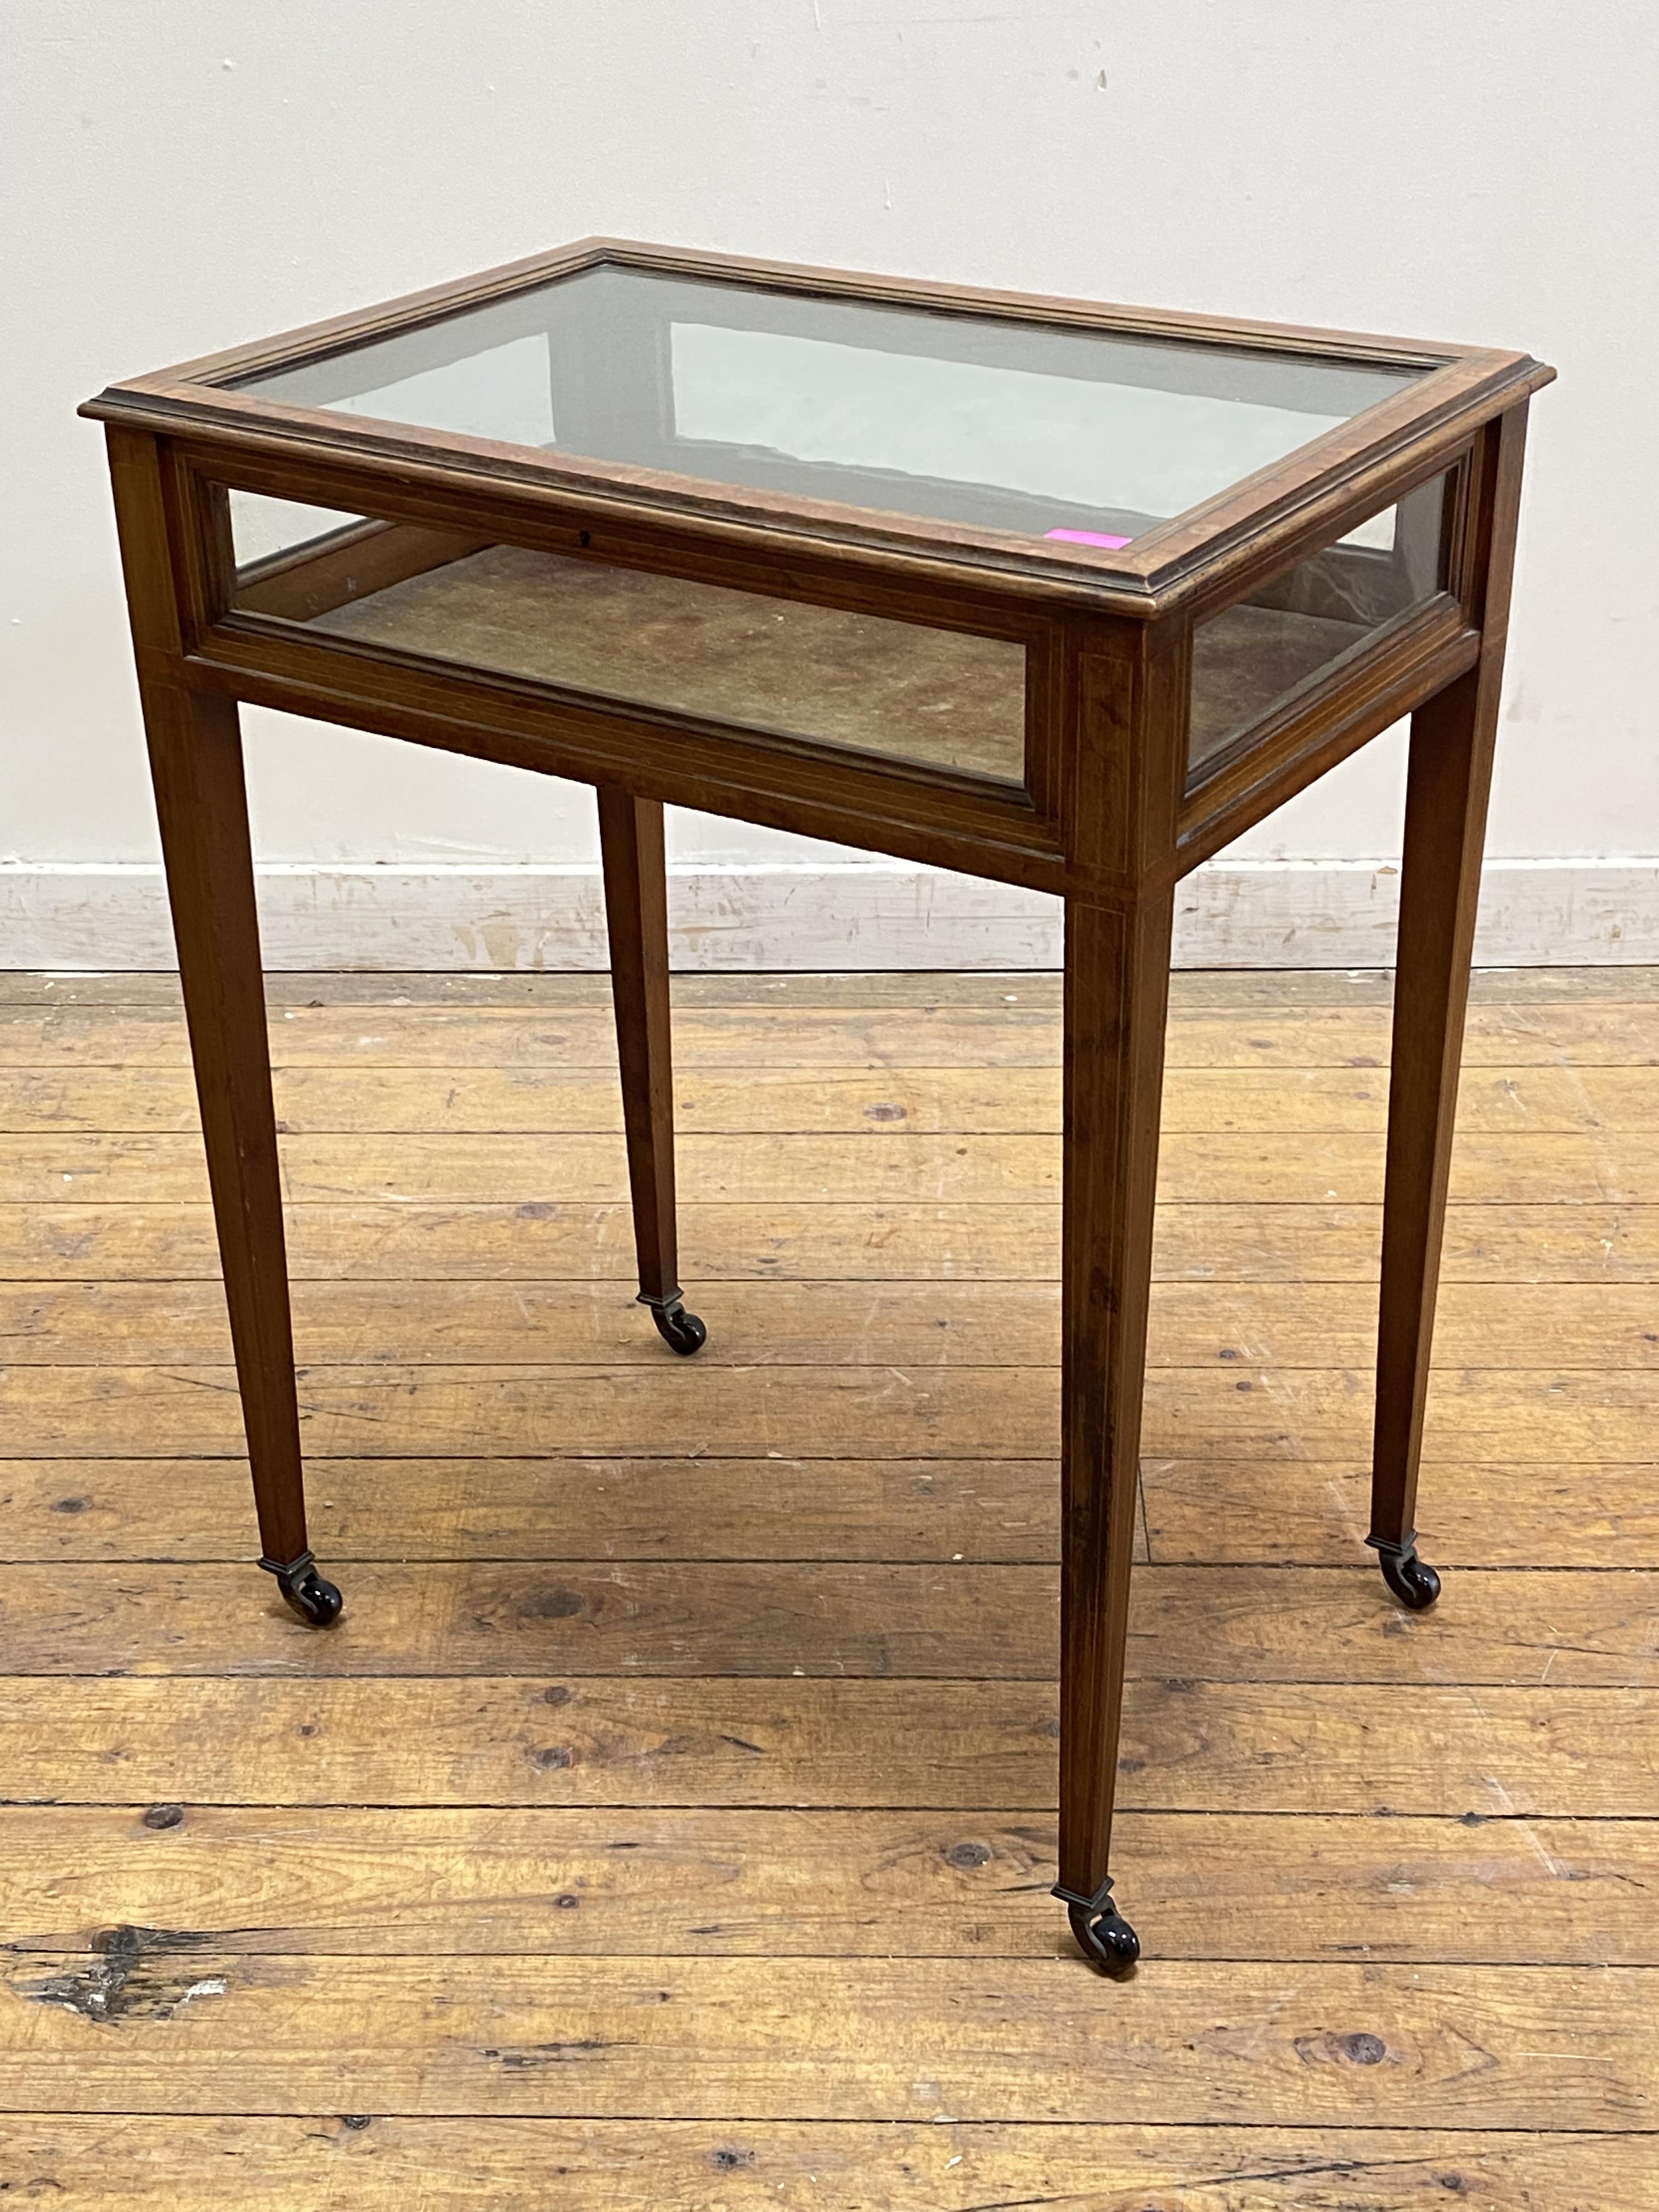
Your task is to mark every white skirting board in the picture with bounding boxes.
[1,858,1656,971]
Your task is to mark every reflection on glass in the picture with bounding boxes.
[1188,471,1449,779]
[225,494,1027,783]
[227,489,367,566]
[235,263,1427,543]
[315,332,557,448]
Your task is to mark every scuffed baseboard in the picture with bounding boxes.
[1,857,1655,970]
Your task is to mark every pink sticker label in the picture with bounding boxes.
[1045,528,1132,549]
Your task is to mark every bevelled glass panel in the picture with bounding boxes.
[225,495,1028,783]
[1187,470,1450,780]
[232,264,1427,546]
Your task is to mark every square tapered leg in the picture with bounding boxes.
[1054,890,1173,1971]
[141,679,340,1627]
[597,786,706,1356]
[1370,405,1529,1611]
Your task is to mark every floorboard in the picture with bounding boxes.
[8,2117,1659,2211]
[0,966,1652,2208]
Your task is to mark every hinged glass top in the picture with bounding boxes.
[233,262,1431,549]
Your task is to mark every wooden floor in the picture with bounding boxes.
[1,964,1655,2209]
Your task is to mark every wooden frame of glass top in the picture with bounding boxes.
[83,239,1553,1978]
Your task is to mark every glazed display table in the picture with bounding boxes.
[84,240,1551,1972]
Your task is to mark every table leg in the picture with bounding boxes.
[144,679,340,1627]
[1055,891,1173,1973]
[1368,663,1500,1611]
[596,786,706,1355]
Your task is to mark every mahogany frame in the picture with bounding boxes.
[82,240,1553,1977]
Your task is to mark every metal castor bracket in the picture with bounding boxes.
[1054,1875,1140,1976]
[259,1549,344,1627]
[640,1289,708,1356]
[1368,1532,1442,1611]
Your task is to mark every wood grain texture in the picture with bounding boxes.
[1141,1454,1659,1565]
[7,1448,1657,1568]
[126,674,308,1571]
[1372,405,1526,1558]
[1,1451,1084,1564]
[5,997,1659,1066]
[4,1197,1656,1282]
[0,966,1650,2191]
[4,1358,1654,1462]
[1,1560,1651,1686]
[5,1804,1656,1963]
[3,1952,1651,2126]
[3,2118,1652,2212]
[3,1674,1651,1814]
[7,1123,1655,1205]
[11,1055,1659,1135]
[1,1277,1655,1370]
[597,786,684,1317]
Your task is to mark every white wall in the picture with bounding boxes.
[3,1,1656,961]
